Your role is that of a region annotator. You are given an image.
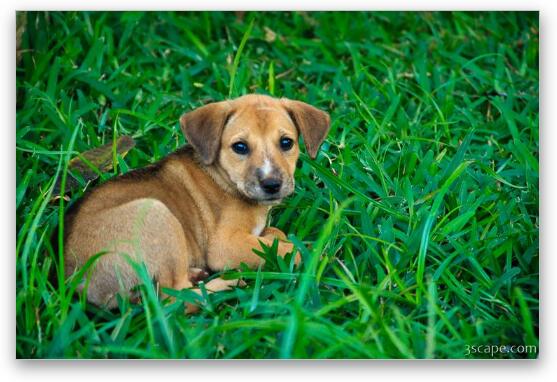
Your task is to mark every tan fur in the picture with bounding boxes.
[64,94,330,312]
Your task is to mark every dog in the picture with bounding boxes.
[63,94,330,312]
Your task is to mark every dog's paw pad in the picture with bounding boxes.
[189,267,210,284]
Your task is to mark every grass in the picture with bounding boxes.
[16,11,539,359]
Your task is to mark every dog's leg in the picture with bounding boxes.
[66,198,194,309]
[207,229,299,271]
[261,226,288,241]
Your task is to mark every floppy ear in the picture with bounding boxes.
[281,99,330,159]
[180,101,232,165]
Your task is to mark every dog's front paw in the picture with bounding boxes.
[261,226,288,241]
[290,247,302,265]
[275,241,302,266]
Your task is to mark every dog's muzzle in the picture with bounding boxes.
[259,177,282,195]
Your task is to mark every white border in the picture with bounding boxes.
[8,0,546,11]
[4,1,552,382]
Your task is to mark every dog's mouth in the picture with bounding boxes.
[259,195,283,204]
[240,180,294,204]
[246,191,284,204]
[263,195,281,201]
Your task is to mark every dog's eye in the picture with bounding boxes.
[279,137,294,151]
[231,141,249,155]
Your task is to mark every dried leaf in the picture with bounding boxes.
[53,136,135,196]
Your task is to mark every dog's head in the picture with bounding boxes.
[180,94,330,204]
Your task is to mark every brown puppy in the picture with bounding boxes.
[64,94,330,311]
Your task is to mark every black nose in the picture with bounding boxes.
[260,178,282,194]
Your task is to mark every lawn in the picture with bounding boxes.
[16,11,539,359]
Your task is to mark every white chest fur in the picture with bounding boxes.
[251,215,267,236]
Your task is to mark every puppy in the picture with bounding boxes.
[63,94,330,311]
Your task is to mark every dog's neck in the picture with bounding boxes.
[202,162,245,201]
[197,156,267,208]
